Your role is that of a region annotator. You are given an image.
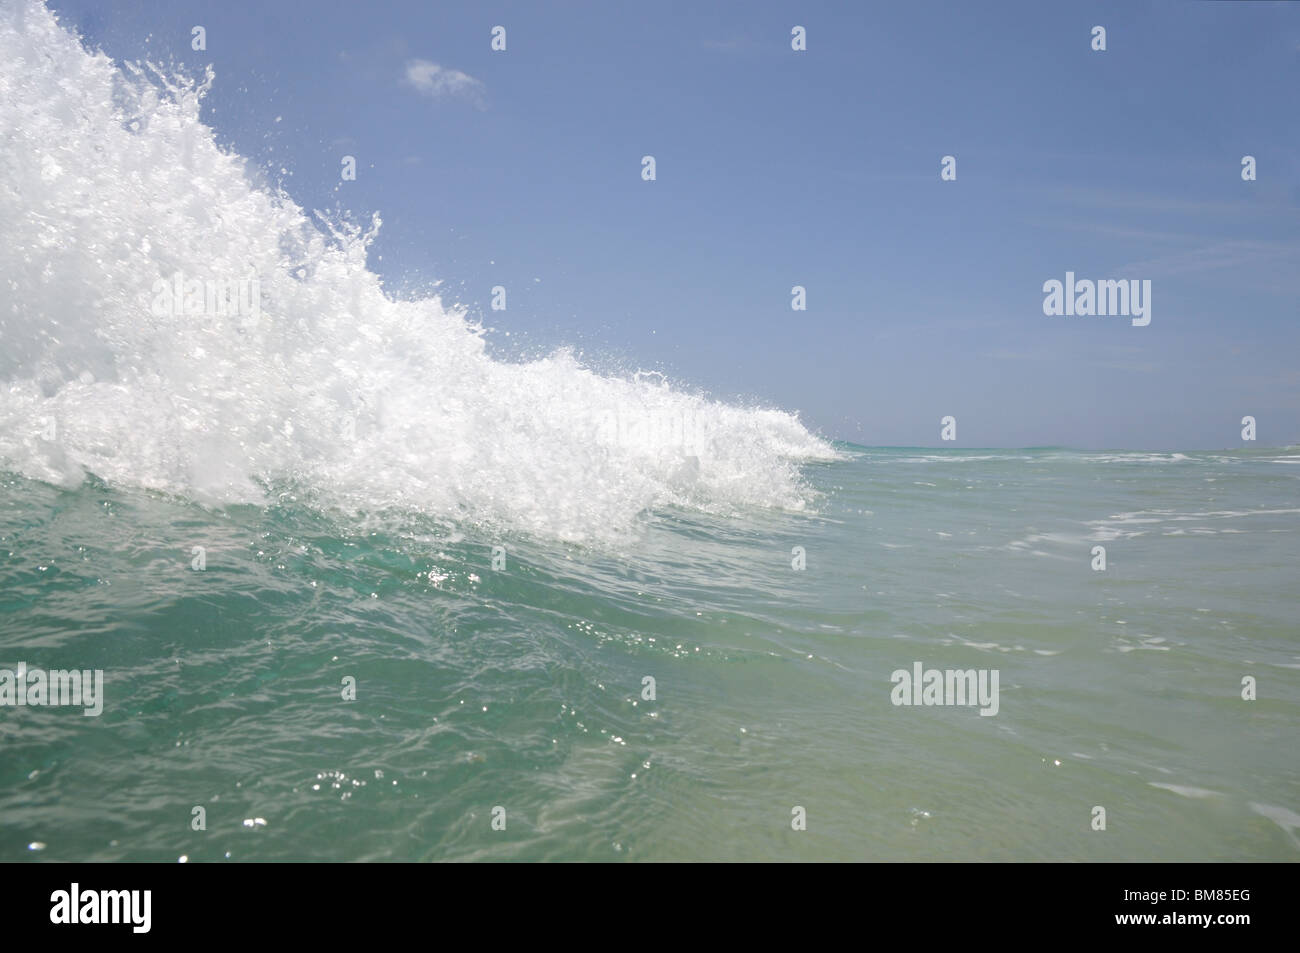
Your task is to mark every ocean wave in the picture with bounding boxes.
[0,0,836,542]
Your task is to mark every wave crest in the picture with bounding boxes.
[0,1,835,541]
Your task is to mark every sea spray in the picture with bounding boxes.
[0,0,836,542]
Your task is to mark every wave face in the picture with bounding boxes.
[0,1,834,542]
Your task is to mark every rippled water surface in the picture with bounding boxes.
[3,449,1298,861]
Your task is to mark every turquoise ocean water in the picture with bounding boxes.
[2,448,1298,861]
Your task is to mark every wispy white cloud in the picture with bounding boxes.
[1117,239,1300,282]
[402,59,486,108]
[983,348,1051,362]
[1022,184,1297,219]
[703,36,762,53]
[1090,360,1160,374]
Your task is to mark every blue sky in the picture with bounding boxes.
[49,0,1300,448]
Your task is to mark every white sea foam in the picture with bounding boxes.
[1149,783,1222,799]
[1076,452,1191,464]
[1094,508,1300,527]
[0,1,836,541]
[1249,803,1300,849]
[893,455,1026,464]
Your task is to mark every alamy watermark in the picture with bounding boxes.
[150,270,261,326]
[1042,272,1150,326]
[50,884,150,933]
[0,662,103,716]
[890,662,999,716]
[595,407,720,455]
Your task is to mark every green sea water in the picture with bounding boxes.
[3,447,1297,862]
